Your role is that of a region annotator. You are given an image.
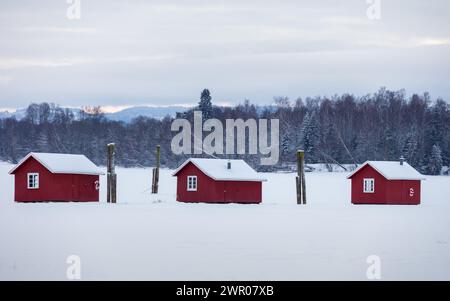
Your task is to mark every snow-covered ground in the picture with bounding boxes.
[0,162,449,280]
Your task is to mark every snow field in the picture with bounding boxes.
[0,162,449,280]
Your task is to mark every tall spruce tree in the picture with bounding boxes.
[198,89,213,120]
[402,132,419,166]
[280,132,291,165]
[300,112,318,161]
[427,144,443,175]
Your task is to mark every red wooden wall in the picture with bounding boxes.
[385,180,421,205]
[350,164,421,205]
[175,162,262,204]
[13,157,99,202]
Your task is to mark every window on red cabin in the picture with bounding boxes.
[27,173,39,189]
[187,176,197,191]
[363,178,374,193]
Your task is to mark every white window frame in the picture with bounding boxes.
[363,178,375,193]
[27,173,39,189]
[187,175,197,191]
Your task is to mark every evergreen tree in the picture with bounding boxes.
[198,89,213,120]
[402,133,418,166]
[427,144,443,175]
[280,132,291,165]
[424,100,448,156]
[300,112,318,161]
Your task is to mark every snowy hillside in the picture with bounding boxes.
[0,105,189,122]
[104,106,190,122]
[0,108,27,120]
[0,162,449,280]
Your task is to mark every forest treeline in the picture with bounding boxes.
[0,88,449,175]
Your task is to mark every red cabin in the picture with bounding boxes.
[347,160,425,205]
[9,152,104,202]
[172,158,266,204]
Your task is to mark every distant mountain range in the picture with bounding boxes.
[0,108,27,120]
[0,105,191,122]
[104,106,190,122]
[0,104,279,122]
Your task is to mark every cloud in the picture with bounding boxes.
[355,35,450,49]
[15,27,100,34]
[319,16,371,27]
[0,58,90,70]
[0,55,180,70]
[415,38,450,47]
[0,75,13,84]
[0,0,449,107]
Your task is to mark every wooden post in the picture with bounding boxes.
[151,168,156,193]
[107,143,117,203]
[111,173,117,204]
[296,150,302,204]
[107,144,111,203]
[296,150,306,205]
[151,145,160,194]
[301,156,306,205]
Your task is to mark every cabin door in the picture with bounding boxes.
[402,181,417,204]
[223,182,239,203]
[223,182,228,202]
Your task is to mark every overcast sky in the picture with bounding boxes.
[0,0,449,111]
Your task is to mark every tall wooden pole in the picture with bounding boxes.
[152,145,160,194]
[301,154,306,205]
[107,144,111,203]
[296,150,306,205]
[296,150,301,204]
[107,143,117,203]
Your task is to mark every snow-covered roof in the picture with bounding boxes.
[347,161,425,180]
[9,152,104,175]
[172,158,267,182]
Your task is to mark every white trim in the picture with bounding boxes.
[187,175,197,191]
[27,173,39,189]
[9,153,34,174]
[363,178,375,193]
